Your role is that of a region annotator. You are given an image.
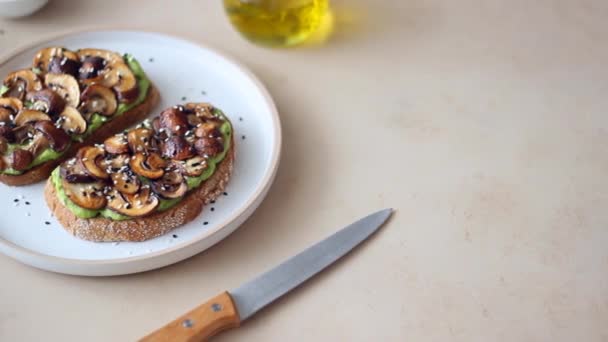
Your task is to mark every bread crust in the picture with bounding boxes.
[0,85,160,186]
[44,134,234,242]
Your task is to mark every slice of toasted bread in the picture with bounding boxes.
[44,133,234,242]
[0,85,160,186]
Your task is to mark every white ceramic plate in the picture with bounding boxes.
[0,30,281,276]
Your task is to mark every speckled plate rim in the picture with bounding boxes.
[0,27,282,276]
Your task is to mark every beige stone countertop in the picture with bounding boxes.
[1,0,607,341]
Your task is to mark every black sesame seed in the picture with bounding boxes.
[239,117,243,121]
[149,57,154,62]
[44,221,51,225]
[203,221,209,225]
[25,201,30,205]
[201,90,207,95]
[223,192,228,196]
[241,135,246,140]
[13,199,19,202]
[210,207,215,211]
[210,200,215,204]
[172,234,178,238]
[181,96,187,101]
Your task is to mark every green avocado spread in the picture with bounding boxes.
[52,115,232,220]
[1,55,150,175]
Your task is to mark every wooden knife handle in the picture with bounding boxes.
[139,291,240,342]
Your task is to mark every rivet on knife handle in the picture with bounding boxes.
[139,291,240,342]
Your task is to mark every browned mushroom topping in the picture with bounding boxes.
[60,158,96,183]
[11,149,33,171]
[77,48,122,64]
[48,56,81,77]
[25,89,66,116]
[27,133,50,156]
[58,106,87,135]
[159,107,189,135]
[111,172,141,195]
[194,122,221,138]
[129,152,165,179]
[11,125,34,144]
[33,47,79,73]
[77,146,108,180]
[44,73,80,108]
[127,128,153,153]
[78,56,106,80]
[103,134,129,154]
[0,126,14,142]
[0,98,23,117]
[2,70,42,100]
[61,179,107,210]
[34,120,70,151]
[80,85,117,116]
[180,156,208,177]
[107,187,158,217]
[151,171,188,199]
[184,102,215,119]
[103,62,138,103]
[13,110,51,127]
[161,136,193,160]
[101,153,131,173]
[194,137,223,158]
[186,114,203,127]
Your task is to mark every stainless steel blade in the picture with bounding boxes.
[230,208,393,321]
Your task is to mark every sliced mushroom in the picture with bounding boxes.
[60,158,96,183]
[194,137,223,158]
[33,47,79,73]
[111,171,141,195]
[194,121,221,138]
[0,126,14,142]
[107,187,159,217]
[129,152,165,179]
[26,132,50,157]
[0,109,11,124]
[102,62,138,102]
[48,56,81,77]
[80,85,117,116]
[11,125,35,144]
[10,149,33,171]
[0,98,23,116]
[151,171,188,199]
[44,73,80,108]
[161,136,193,160]
[78,56,106,80]
[101,153,131,173]
[77,48,122,64]
[61,178,107,210]
[160,107,189,135]
[2,70,42,100]
[127,128,153,153]
[103,134,129,154]
[181,156,208,177]
[13,110,51,127]
[34,120,70,151]
[184,102,215,119]
[25,89,66,116]
[58,106,87,135]
[77,146,108,180]
[186,114,203,127]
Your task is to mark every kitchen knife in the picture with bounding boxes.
[140,208,393,341]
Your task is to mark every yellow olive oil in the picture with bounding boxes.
[224,0,328,47]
